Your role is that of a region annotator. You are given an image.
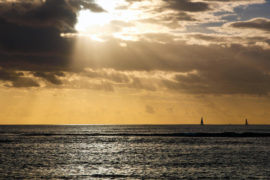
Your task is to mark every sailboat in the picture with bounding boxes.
[200,117,204,125]
[245,118,248,126]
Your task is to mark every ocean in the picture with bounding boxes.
[0,125,269,179]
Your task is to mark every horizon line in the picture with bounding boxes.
[0,123,270,126]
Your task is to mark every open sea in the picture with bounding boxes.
[0,125,270,179]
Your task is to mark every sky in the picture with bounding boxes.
[0,0,270,124]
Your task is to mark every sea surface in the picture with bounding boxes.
[0,125,270,179]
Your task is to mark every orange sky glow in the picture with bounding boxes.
[0,0,270,124]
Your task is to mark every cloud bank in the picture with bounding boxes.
[0,0,269,96]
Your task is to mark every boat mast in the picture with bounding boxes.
[201,117,204,125]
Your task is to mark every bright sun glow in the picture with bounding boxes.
[96,0,122,11]
[75,0,124,32]
[75,10,111,32]
[74,0,166,41]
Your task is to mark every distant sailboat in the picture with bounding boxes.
[245,118,248,126]
[201,117,204,125]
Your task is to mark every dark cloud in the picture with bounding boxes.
[0,68,23,81]
[82,69,156,91]
[0,68,39,87]
[11,77,40,88]
[0,0,269,96]
[76,39,270,72]
[127,0,210,12]
[188,34,270,48]
[158,42,270,95]
[74,38,270,95]
[163,66,270,95]
[176,12,196,21]
[189,34,223,41]
[0,17,70,53]
[84,69,130,83]
[164,0,210,12]
[140,12,195,29]
[266,39,270,45]
[0,0,104,73]
[0,0,104,32]
[69,0,105,13]
[230,18,270,32]
[203,0,258,2]
[33,72,63,85]
[128,78,156,91]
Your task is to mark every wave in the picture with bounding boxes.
[17,132,270,137]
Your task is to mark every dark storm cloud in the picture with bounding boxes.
[188,34,270,47]
[0,18,72,75]
[164,0,210,12]
[75,38,270,95]
[69,0,105,13]
[84,39,270,72]
[203,0,263,2]
[0,17,70,53]
[33,72,64,85]
[0,0,105,86]
[84,69,130,83]
[125,0,208,22]
[0,0,104,32]
[11,77,40,88]
[203,0,239,1]
[0,68,23,81]
[139,12,195,29]
[0,0,269,96]
[230,18,270,32]
[82,69,156,91]
[163,66,270,95]
[0,68,39,87]
[176,12,196,21]
[127,0,210,12]
[156,42,270,95]
[0,0,103,73]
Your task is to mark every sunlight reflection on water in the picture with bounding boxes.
[0,125,269,179]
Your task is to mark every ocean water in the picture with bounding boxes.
[0,125,269,179]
